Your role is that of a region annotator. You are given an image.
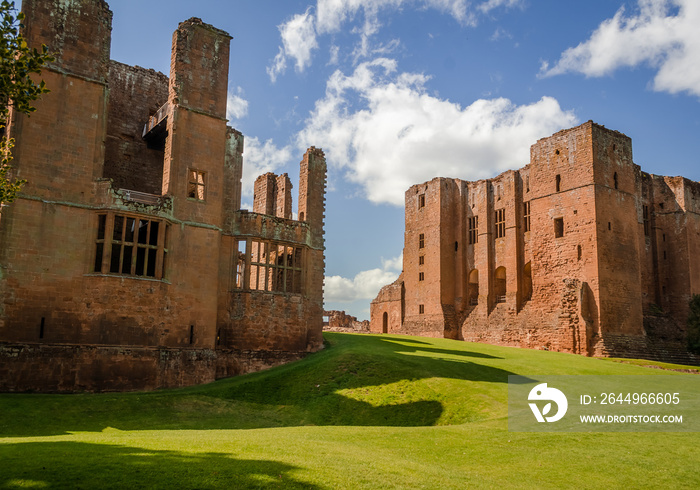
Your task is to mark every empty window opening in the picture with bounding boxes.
[526,176,530,193]
[419,304,425,314]
[608,222,612,231]
[555,174,561,192]
[522,262,532,303]
[419,233,425,249]
[419,272,425,281]
[495,267,506,304]
[497,185,502,201]
[243,240,304,294]
[216,329,221,346]
[659,202,664,209]
[468,269,479,306]
[495,209,505,239]
[235,240,247,289]
[577,245,582,261]
[94,213,168,280]
[382,312,388,333]
[613,144,617,151]
[454,241,459,252]
[613,172,618,190]
[39,317,45,339]
[189,325,194,345]
[664,251,667,260]
[523,201,531,232]
[555,149,560,155]
[418,194,426,209]
[643,205,650,236]
[187,169,206,201]
[468,216,478,244]
[554,218,564,238]
[663,233,666,242]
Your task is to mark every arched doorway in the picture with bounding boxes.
[382,312,388,333]
[495,267,506,303]
[468,269,479,305]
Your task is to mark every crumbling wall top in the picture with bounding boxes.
[178,17,232,39]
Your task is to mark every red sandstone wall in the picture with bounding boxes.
[590,124,644,338]
[104,61,169,194]
[369,276,404,333]
[0,343,308,393]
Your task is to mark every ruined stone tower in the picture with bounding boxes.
[371,121,700,364]
[0,0,327,392]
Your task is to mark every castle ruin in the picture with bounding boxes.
[371,121,700,364]
[0,0,327,391]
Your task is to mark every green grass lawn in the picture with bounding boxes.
[1,333,698,489]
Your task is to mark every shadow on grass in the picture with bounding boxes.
[380,337,504,360]
[0,441,317,489]
[0,333,530,436]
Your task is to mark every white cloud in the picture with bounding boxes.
[328,44,340,65]
[540,0,700,97]
[268,8,318,82]
[325,254,402,303]
[240,137,293,198]
[268,0,522,81]
[298,59,578,205]
[226,86,249,120]
[267,47,287,83]
[478,0,523,15]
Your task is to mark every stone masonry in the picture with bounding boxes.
[0,0,327,392]
[323,310,370,333]
[371,121,700,365]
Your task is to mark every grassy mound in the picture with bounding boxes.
[1,333,698,489]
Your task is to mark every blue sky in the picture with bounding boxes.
[22,0,700,319]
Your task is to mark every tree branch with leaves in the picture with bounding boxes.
[1,0,53,205]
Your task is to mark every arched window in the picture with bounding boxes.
[382,312,388,334]
[523,262,532,303]
[495,267,506,303]
[469,269,479,306]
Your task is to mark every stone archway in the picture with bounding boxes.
[495,267,506,303]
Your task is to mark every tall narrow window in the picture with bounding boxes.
[523,201,531,232]
[468,216,478,244]
[495,209,505,239]
[643,205,650,236]
[554,217,564,238]
[419,272,425,281]
[419,255,425,266]
[613,172,619,190]
[522,262,532,302]
[419,233,425,249]
[187,169,206,201]
[418,194,426,209]
[94,213,168,280]
[419,304,425,314]
[555,174,561,192]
